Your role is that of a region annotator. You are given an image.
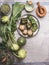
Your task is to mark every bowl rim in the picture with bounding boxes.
[17,14,40,38]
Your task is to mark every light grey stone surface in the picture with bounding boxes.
[0,0,49,63]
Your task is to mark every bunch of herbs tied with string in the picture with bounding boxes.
[0,2,24,51]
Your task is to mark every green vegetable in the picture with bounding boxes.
[0,2,24,43]
[17,37,26,47]
[21,18,27,24]
[13,49,27,59]
[28,15,36,24]
[32,23,38,32]
[12,2,24,21]
[0,2,26,60]
[1,4,10,15]
[28,15,38,32]
[18,49,27,59]
[26,22,31,29]
[1,16,9,23]
[11,43,19,51]
[0,24,8,42]
[11,2,24,33]
[7,32,20,51]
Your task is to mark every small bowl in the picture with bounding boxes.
[17,14,40,38]
[25,1,34,12]
[0,2,12,18]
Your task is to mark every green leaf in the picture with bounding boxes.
[12,2,24,18]
[11,2,24,33]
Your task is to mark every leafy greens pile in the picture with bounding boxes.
[0,2,24,49]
